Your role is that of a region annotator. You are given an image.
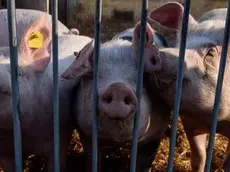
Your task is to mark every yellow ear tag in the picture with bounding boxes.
[28,31,44,49]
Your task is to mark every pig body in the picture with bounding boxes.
[0,9,70,47]
[0,17,92,171]
[143,6,230,172]
[199,8,227,22]
[62,22,171,172]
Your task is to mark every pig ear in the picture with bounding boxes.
[148,2,183,31]
[148,2,197,32]
[19,16,52,72]
[132,21,155,52]
[61,39,94,80]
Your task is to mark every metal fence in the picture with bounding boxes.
[5,0,230,171]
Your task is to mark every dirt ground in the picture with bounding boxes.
[1,0,229,172]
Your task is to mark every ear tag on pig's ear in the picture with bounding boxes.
[28,31,44,49]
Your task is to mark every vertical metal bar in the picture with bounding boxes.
[7,0,22,171]
[51,0,59,171]
[129,0,148,172]
[46,0,49,13]
[66,0,69,27]
[204,0,230,171]
[167,0,190,171]
[92,0,102,171]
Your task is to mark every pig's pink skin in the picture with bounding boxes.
[144,6,230,172]
[0,17,92,171]
[62,21,171,172]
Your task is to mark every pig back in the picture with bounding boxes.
[199,8,227,22]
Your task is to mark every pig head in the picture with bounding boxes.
[62,21,171,172]
[143,9,230,172]
[0,15,92,172]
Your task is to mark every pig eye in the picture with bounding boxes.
[203,43,219,58]
[17,68,25,77]
[204,47,218,69]
[73,51,79,57]
[206,48,216,57]
[18,71,24,77]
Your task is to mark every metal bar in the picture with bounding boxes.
[167,0,190,171]
[204,0,230,171]
[7,0,22,171]
[66,0,69,27]
[92,0,102,171]
[51,0,59,171]
[47,0,49,13]
[129,0,148,172]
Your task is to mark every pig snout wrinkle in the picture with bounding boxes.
[99,82,137,120]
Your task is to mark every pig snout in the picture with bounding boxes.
[99,82,137,120]
[144,46,163,72]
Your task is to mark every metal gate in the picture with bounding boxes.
[5,0,230,171]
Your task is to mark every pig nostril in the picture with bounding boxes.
[151,56,156,65]
[103,94,113,104]
[124,96,132,105]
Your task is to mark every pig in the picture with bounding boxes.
[0,9,71,47]
[0,16,92,171]
[142,6,230,172]
[61,21,171,172]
